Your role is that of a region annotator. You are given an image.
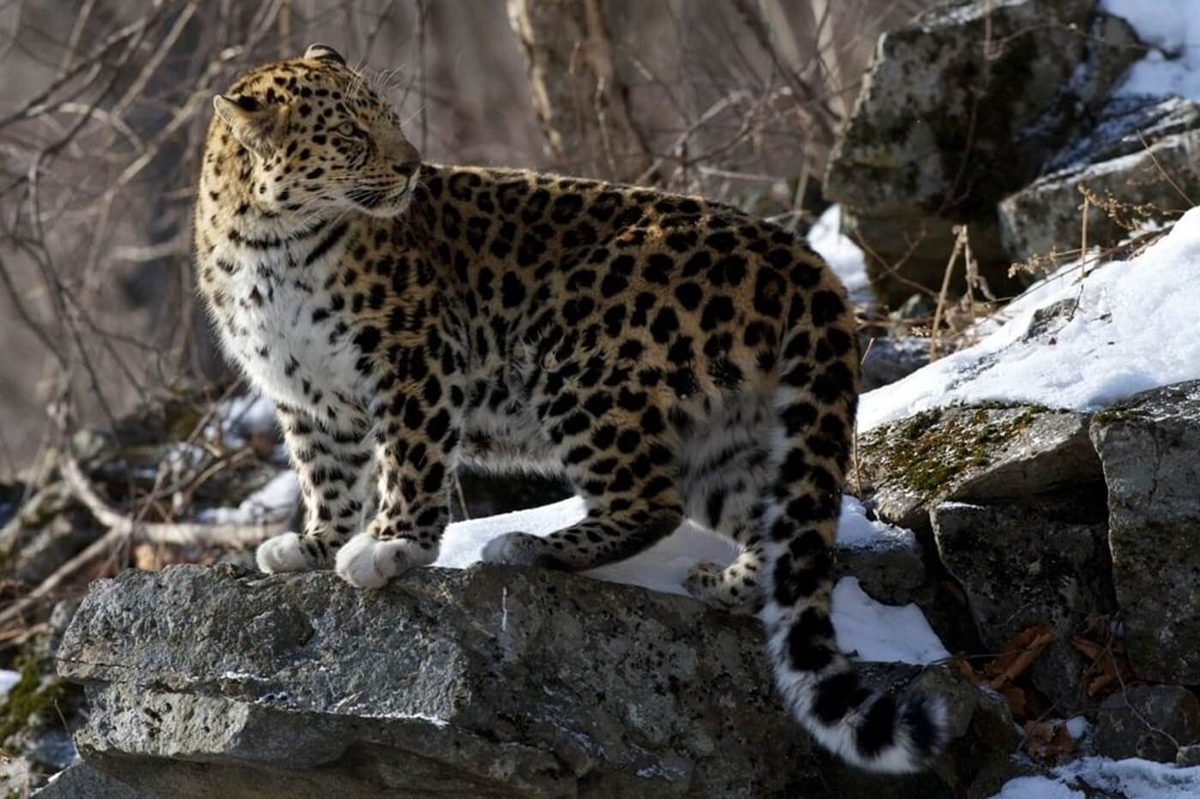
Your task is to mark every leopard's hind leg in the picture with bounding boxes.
[481,398,684,570]
[677,392,774,613]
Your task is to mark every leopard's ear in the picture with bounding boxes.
[212,94,288,159]
[304,43,346,65]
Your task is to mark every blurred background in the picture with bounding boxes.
[0,0,932,471]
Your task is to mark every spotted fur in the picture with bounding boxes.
[194,45,945,772]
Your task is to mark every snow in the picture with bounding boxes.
[211,393,278,448]
[836,496,919,552]
[197,469,299,524]
[993,776,1084,799]
[808,205,871,306]
[993,758,1200,799]
[859,208,1200,432]
[433,495,947,665]
[832,578,949,664]
[0,669,20,702]
[1065,716,1091,740]
[1101,1,1200,101]
[434,497,739,597]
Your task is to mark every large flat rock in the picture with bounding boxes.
[856,404,1103,534]
[55,564,1014,797]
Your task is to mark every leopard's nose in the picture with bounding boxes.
[392,161,419,177]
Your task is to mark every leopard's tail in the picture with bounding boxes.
[762,315,946,772]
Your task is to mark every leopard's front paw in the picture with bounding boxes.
[335,533,436,589]
[480,532,552,567]
[257,532,326,573]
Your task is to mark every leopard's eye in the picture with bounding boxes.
[334,121,363,138]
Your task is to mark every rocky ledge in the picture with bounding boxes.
[46,563,1017,798]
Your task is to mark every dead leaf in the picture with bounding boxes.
[1023,720,1076,763]
[985,622,1055,689]
[1000,684,1030,719]
[1070,615,1135,698]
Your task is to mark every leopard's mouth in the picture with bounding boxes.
[348,183,412,217]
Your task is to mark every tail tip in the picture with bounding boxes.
[872,692,948,774]
[904,693,949,762]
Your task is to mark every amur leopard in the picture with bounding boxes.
[194,44,945,772]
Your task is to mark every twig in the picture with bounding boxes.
[1138,131,1195,207]
[852,224,940,299]
[0,529,119,631]
[59,447,286,548]
[929,225,967,360]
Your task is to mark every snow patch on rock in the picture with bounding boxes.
[860,208,1200,432]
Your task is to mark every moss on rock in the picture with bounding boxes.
[857,402,1100,532]
[0,653,78,746]
[872,404,1043,500]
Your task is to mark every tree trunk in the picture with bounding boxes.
[506,0,653,183]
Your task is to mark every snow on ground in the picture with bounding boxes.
[831,578,948,664]
[859,207,1200,432]
[434,495,947,666]
[197,470,299,524]
[836,496,919,551]
[1101,0,1200,101]
[211,393,278,448]
[1065,716,1091,741]
[993,757,1200,799]
[808,205,872,306]
[0,669,20,702]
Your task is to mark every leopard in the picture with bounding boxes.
[194,44,945,773]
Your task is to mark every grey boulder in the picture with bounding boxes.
[1000,98,1200,261]
[855,404,1103,534]
[55,563,1012,797]
[823,0,1142,306]
[825,0,1140,218]
[1090,380,1200,684]
[1094,686,1200,763]
[931,501,1113,706]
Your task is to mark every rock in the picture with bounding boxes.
[826,0,1140,218]
[0,483,103,594]
[931,501,1114,706]
[834,518,927,607]
[911,666,1022,799]
[824,0,1142,303]
[1177,744,1200,768]
[833,500,979,655]
[0,480,24,528]
[32,761,152,798]
[861,336,930,392]
[841,209,1020,310]
[1094,686,1200,763]
[1000,112,1200,260]
[1042,96,1200,176]
[1090,380,1200,683]
[856,404,1104,535]
[58,564,1006,797]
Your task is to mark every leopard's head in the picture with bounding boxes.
[210,44,420,219]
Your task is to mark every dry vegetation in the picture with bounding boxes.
[0,0,937,470]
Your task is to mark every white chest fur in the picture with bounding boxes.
[208,236,366,419]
